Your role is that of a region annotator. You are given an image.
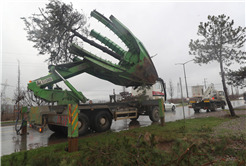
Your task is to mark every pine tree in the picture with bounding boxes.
[189,15,246,117]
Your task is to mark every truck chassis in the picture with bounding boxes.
[28,99,161,136]
[191,99,226,113]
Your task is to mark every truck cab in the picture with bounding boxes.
[131,78,166,101]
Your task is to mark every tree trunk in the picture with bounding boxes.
[219,60,236,117]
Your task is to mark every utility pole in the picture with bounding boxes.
[177,83,180,98]
[175,59,193,99]
[179,77,185,122]
[17,60,20,111]
[204,78,207,89]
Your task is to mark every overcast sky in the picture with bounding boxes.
[1,0,245,102]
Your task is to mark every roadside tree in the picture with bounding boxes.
[13,87,46,107]
[189,14,246,117]
[168,79,174,102]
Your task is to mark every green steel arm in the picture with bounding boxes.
[90,29,126,57]
[28,58,89,105]
[53,69,87,103]
[88,10,158,82]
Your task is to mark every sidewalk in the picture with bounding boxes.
[236,105,246,109]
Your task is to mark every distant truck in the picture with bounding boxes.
[189,84,226,113]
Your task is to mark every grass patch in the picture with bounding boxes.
[1,116,246,165]
[1,120,21,125]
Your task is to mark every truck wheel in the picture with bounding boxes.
[61,126,68,136]
[61,113,89,136]
[93,111,112,133]
[130,113,139,121]
[221,105,225,109]
[77,113,90,136]
[172,106,175,111]
[149,106,160,122]
[210,103,217,112]
[194,109,200,113]
[89,113,96,132]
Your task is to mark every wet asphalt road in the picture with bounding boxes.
[1,100,245,156]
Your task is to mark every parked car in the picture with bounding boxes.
[164,101,176,111]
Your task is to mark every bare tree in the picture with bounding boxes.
[1,80,9,119]
[13,87,46,107]
[168,79,174,102]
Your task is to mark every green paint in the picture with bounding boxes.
[158,99,165,118]
[28,106,50,125]
[90,30,126,57]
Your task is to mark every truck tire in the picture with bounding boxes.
[89,112,96,132]
[172,106,175,111]
[60,113,90,136]
[221,105,225,109]
[93,111,112,133]
[210,103,217,112]
[77,113,90,136]
[149,106,160,122]
[194,108,200,113]
[61,126,68,136]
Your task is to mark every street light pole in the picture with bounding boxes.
[175,59,193,99]
[204,78,207,89]
[183,64,189,98]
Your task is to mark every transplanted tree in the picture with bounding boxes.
[189,14,246,117]
[21,0,89,64]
